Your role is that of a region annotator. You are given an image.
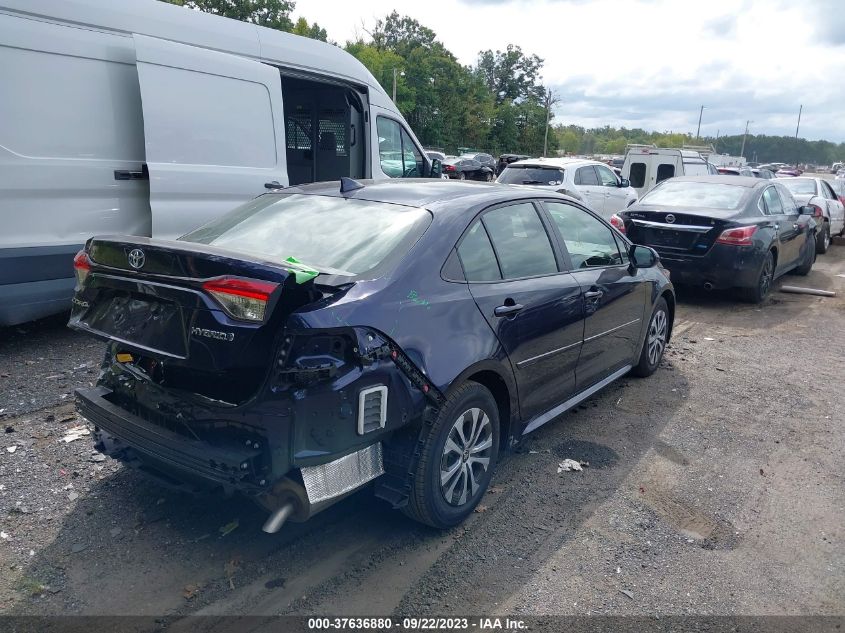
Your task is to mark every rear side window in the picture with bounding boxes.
[545,202,624,269]
[457,222,501,281]
[574,166,599,186]
[761,186,784,215]
[656,163,675,183]
[482,203,558,278]
[629,163,646,188]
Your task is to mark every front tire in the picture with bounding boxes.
[816,222,830,254]
[631,297,669,377]
[458,172,466,181]
[403,383,499,528]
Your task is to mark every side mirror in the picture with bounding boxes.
[629,244,658,268]
[429,158,442,179]
[619,178,630,188]
[798,205,814,215]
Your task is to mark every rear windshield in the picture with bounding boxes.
[497,166,565,186]
[641,181,748,210]
[780,179,817,195]
[181,194,431,277]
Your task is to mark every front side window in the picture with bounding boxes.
[181,193,431,276]
[545,202,624,269]
[595,164,619,187]
[629,163,646,188]
[482,203,558,279]
[457,221,501,282]
[377,117,424,178]
[574,166,599,186]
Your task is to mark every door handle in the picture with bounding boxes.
[114,164,149,181]
[265,181,284,189]
[494,303,524,317]
[773,223,780,231]
[584,290,604,299]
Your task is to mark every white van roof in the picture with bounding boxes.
[624,147,707,162]
[0,0,388,98]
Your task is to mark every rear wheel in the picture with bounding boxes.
[485,171,494,182]
[795,235,816,276]
[403,382,499,528]
[739,250,775,303]
[816,222,830,254]
[631,297,669,377]
[458,172,466,181]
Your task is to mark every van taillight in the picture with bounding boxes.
[716,225,757,246]
[610,214,626,234]
[73,250,91,285]
[202,277,279,322]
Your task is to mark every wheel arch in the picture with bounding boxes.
[448,361,518,452]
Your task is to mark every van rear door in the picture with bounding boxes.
[133,34,287,239]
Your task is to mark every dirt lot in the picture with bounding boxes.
[0,242,843,624]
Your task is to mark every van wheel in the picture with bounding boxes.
[403,383,499,528]
[816,222,830,254]
[631,297,668,377]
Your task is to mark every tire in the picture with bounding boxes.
[631,297,669,377]
[816,222,830,254]
[403,382,500,528]
[458,172,466,181]
[794,235,816,275]
[485,172,493,182]
[739,250,775,303]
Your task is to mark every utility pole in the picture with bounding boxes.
[794,104,803,167]
[392,67,404,103]
[543,88,561,157]
[740,120,751,159]
[696,105,704,139]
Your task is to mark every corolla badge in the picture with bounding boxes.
[128,249,146,269]
[664,214,676,224]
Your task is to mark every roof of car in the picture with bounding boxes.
[282,179,578,211]
[508,157,601,168]
[666,175,765,188]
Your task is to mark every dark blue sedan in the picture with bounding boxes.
[69,179,674,531]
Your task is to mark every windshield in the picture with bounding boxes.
[497,166,565,186]
[181,194,431,277]
[780,179,817,195]
[641,181,748,209]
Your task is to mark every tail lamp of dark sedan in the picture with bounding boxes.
[69,179,674,533]
[617,176,817,303]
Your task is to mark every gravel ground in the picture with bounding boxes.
[0,242,843,624]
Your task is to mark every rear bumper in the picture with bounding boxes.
[657,244,762,290]
[77,386,264,493]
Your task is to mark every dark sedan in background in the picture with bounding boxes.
[442,157,495,181]
[69,180,673,532]
[460,152,497,174]
[613,176,816,303]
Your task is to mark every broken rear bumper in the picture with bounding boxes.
[76,385,266,494]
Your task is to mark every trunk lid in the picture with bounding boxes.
[623,206,735,256]
[69,236,324,403]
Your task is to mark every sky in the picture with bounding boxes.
[299,0,845,142]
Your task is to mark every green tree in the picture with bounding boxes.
[160,0,295,31]
[290,16,327,42]
[476,45,544,105]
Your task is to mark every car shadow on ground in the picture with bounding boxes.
[9,362,690,622]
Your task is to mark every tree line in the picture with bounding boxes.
[161,1,844,165]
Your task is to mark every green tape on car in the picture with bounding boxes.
[284,256,319,284]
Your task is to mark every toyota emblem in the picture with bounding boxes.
[665,214,676,224]
[127,249,146,269]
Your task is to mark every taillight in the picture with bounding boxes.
[444,165,455,171]
[810,204,824,219]
[610,214,626,234]
[202,277,279,322]
[716,225,758,246]
[73,250,91,285]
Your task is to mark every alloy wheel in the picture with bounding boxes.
[440,408,493,506]
[759,255,774,298]
[647,309,667,366]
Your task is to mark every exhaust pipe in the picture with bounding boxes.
[261,502,296,534]
[703,282,713,291]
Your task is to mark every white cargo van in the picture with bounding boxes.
[0,0,439,326]
[621,147,717,198]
